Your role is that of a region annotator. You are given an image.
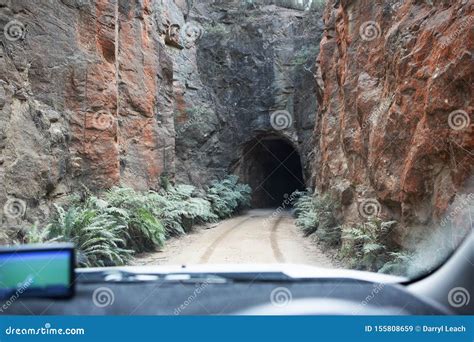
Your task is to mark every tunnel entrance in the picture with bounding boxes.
[237,135,305,208]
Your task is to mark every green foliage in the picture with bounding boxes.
[293,190,341,247]
[33,175,251,267]
[378,251,414,276]
[104,188,166,253]
[45,200,133,267]
[292,188,415,277]
[148,184,218,235]
[341,218,397,271]
[293,190,318,235]
[23,222,52,244]
[206,175,252,219]
[269,0,326,11]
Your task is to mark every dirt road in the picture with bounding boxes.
[133,209,338,268]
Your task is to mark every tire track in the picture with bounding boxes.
[270,214,285,263]
[134,209,339,267]
[199,216,254,263]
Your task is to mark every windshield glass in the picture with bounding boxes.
[0,0,472,280]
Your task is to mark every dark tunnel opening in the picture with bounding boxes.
[239,136,306,208]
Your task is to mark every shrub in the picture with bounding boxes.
[378,251,414,276]
[293,190,341,247]
[45,200,133,267]
[23,222,51,244]
[293,190,413,276]
[105,188,166,252]
[293,190,318,235]
[206,175,252,219]
[148,184,218,235]
[341,218,397,271]
[145,191,186,237]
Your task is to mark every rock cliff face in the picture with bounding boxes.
[0,0,176,227]
[314,0,473,245]
[170,0,323,191]
[0,0,323,227]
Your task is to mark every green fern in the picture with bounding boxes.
[145,184,218,235]
[45,204,133,267]
[378,251,414,276]
[206,175,251,219]
[105,188,166,252]
[23,222,53,244]
[293,190,341,247]
[341,218,397,271]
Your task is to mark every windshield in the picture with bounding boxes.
[0,0,472,280]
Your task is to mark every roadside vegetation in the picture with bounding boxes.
[292,190,341,247]
[292,190,412,276]
[24,175,251,267]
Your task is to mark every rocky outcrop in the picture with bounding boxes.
[0,0,176,229]
[169,0,324,186]
[0,0,324,229]
[314,0,473,245]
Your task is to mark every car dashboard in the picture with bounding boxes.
[0,265,451,315]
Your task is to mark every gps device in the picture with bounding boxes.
[0,243,75,299]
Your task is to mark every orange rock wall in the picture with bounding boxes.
[314,0,473,242]
[69,0,175,191]
[0,0,176,229]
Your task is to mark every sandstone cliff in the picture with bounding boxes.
[0,0,176,228]
[314,0,473,245]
